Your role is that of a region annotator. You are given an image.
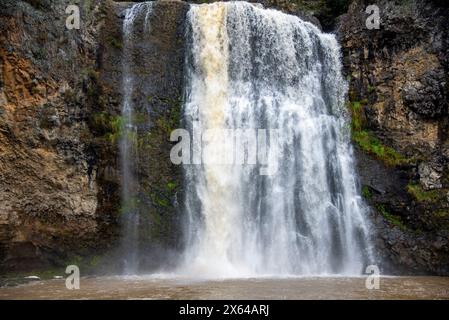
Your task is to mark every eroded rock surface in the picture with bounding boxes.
[340,0,449,274]
[0,0,109,271]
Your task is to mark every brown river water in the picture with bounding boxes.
[0,276,448,299]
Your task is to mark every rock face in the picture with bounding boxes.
[0,0,189,273]
[339,0,449,274]
[0,0,109,271]
[0,0,448,275]
[101,0,189,271]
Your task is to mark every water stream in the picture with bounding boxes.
[181,2,373,277]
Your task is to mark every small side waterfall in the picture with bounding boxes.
[181,2,373,277]
[120,2,154,275]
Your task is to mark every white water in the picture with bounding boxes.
[120,2,154,275]
[181,2,373,277]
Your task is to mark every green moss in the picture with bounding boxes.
[111,93,183,244]
[376,204,407,230]
[31,85,40,95]
[65,254,106,273]
[353,131,408,166]
[92,113,120,140]
[350,101,363,132]
[158,198,169,207]
[109,37,122,50]
[91,113,138,145]
[65,255,83,267]
[119,197,141,215]
[151,193,170,207]
[368,85,376,93]
[433,210,449,231]
[349,100,408,166]
[154,97,183,135]
[407,183,441,203]
[362,185,373,199]
[88,69,99,81]
[91,112,108,130]
[167,181,177,191]
[86,255,103,269]
[434,210,449,218]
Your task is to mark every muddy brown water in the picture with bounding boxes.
[0,276,448,300]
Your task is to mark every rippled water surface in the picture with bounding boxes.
[0,277,448,300]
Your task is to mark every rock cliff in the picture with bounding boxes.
[0,0,110,271]
[339,0,449,274]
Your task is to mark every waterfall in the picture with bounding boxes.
[120,2,154,275]
[181,2,373,277]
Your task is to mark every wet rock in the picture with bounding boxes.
[341,0,449,275]
[418,162,443,190]
[402,70,447,119]
[0,0,113,272]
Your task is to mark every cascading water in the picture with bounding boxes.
[181,2,373,277]
[120,2,154,275]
